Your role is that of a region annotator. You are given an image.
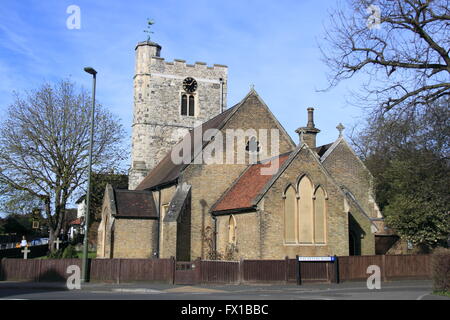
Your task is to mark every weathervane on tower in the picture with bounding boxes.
[144,18,155,41]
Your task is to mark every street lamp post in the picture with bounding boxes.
[82,66,97,283]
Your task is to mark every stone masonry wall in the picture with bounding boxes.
[129,42,228,189]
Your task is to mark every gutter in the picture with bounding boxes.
[155,189,161,258]
[211,206,257,216]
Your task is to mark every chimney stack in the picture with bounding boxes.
[295,108,320,148]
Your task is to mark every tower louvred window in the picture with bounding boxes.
[181,94,188,115]
[181,94,187,116]
[189,95,195,116]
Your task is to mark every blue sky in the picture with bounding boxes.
[0,0,366,163]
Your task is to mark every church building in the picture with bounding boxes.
[96,41,386,260]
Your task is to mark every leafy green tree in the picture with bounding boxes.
[381,151,449,250]
[2,214,32,236]
[350,98,449,251]
[0,218,4,234]
[89,172,128,223]
[75,171,128,245]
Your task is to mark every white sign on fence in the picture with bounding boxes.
[298,256,336,262]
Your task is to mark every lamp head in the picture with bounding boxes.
[84,67,97,75]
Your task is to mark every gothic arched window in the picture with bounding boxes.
[189,95,195,116]
[297,175,314,244]
[283,176,328,245]
[181,94,188,115]
[284,185,296,243]
[314,186,327,243]
[228,215,236,244]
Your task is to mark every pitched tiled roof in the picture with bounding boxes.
[211,153,292,213]
[113,189,157,218]
[69,218,82,225]
[135,105,238,190]
[315,143,333,157]
[63,209,78,225]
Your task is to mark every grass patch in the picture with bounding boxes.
[433,291,450,297]
[74,251,97,259]
[35,251,96,259]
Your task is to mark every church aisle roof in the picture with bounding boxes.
[113,189,157,218]
[211,152,292,214]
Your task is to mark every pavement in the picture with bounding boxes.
[0,279,448,300]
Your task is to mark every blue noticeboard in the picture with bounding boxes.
[298,256,336,262]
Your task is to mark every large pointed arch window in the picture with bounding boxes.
[228,215,236,244]
[297,175,314,244]
[181,94,188,115]
[284,185,296,243]
[283,175,328,245]
[314,186,327,244]
[189,95,195,116]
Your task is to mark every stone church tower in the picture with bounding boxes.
[129,41,228,189]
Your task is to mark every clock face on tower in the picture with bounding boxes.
[183,77,198,93]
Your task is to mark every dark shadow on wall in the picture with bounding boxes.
[177,192,192,261]
[33,269,68,282]
[348,213,365,256]
[375,235,400,254]
[0,262,69,299]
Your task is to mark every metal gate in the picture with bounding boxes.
[174,261,200,285]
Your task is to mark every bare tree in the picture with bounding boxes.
[321,0,449,113]
[0,80,126,251]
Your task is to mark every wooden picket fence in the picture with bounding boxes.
[0,254,432,284]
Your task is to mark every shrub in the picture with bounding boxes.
[61,245,78,259]
[46,249,63,259]
[224,243,238,261]
[431,247,450,292]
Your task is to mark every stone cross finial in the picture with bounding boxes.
[54,237,62,250]
[336,123,345,137]
[22,247,30,259]
[250,84,255,90]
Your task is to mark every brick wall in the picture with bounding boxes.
[113,218,158,258]
[216,212,262,259]
[322,139,381,219]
